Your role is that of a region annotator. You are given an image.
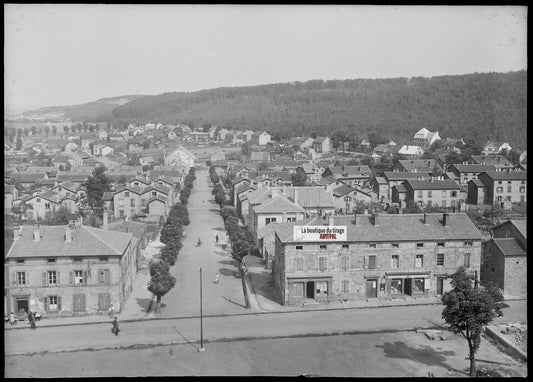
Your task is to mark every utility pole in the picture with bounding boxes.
[474,270,479,291]
[198,267,205,352]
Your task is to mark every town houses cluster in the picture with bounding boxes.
[4,121,527,318]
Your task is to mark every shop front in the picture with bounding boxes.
[286,276,333,305]
[385,272,430,298]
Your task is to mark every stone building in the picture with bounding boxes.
[481,220,527,297]
[272,213,482,306]
[5,222,139,318]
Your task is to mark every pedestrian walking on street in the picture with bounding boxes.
[111,317,120,336]
[28,311,36,329]
[9,312,15,326]
[215,235,219,244]
[214,272,220,284]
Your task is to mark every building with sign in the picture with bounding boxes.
[272,212,482,306]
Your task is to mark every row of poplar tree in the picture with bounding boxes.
[147,167,197,312]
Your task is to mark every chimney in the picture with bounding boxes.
[443,213,450,227]
[372,213,379,226]
[353,212,360,226]
[423,213,428,225]
[282,185,286,195]
[33,227,41,242]
[13,227,20,240]
[65,226,72,242]
[294,188,299,205]
[103,210,109,230]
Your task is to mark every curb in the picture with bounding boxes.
[4,300,444,331]
[5,326,445,357]
[485,325,527,362]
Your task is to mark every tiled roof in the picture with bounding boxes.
[286,187,335,208]
[493,238,526,256]
[449,164,496,173]
[148,195,167,203]
[247,188,272,205]
[235,183,256,195]
[383,172,430,181]
[330,165,372,177]
[398,159,437,170]
[508,220,527,239]
[276,213,483,243]
[253,196,306,213]
[56,173,90,183]
[332,184,357,197]
[6,225,133,258]
[106,220,149,239]
[114,184,145,195]
[471,155,513,167]
[469,179,485,187]
[10,173,46,183]
[480,171,527,181]
[404,179,461,190]
[316,176,337,186]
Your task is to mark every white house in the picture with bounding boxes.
[398,145,425,157]
[481,141,513,156]
[412,128,441,149]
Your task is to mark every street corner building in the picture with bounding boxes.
[4,221,139,319]
[272,212,483,306]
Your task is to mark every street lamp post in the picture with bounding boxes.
[198,267,205,352]
[344,195,352,215]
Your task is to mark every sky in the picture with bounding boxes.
[4,4,528,110]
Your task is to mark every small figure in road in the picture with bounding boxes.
[197,238,202,246]
[111,317,120,336]
[9,312,16,326]
[28,311,36,329]
[214,272,220,284]
[215,235,219,244]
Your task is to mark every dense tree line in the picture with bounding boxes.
[148,169,195,313]
[219,206,253,308]
[104,71,526,150]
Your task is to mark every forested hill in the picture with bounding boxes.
[109,71,526,149]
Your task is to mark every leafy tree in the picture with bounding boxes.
[83,166,111,209]
[149,259,170,276]
[31,126,37,135]
[210,172,220,184]
[441,267,508,377]
[63,125,69,134]
[159,222,183,246]
[291,167,308,186]
[11,203,29,219]
[214,186,226,206]
[41,206,76,225]
[147,260,176,312]
[160,243,180,266]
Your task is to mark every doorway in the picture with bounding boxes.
[436,277,444,295]
[15,298,29,317]
[366,279,378,298]
[404,278,412,296]
[306,281,315,299]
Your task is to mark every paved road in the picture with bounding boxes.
[160,169,247,317]
[4,300,526,356]
[5,330,527,377]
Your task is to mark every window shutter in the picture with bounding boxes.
[57,272,61,285]
[26,272,29,286]
[44,297,49,312]
[57,296,62,311]
[42,272,47,286]
[98,269,103,284]
[70,272,74,285]
[105,269,110,284]
[83,271,88,285]
[12,273,16,285]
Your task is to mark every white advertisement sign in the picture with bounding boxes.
[293,226,347,241]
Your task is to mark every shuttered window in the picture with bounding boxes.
[98,269,110,285]
[318,257,327,272]
[341,256,350,270]
[98,294,111,310]
[342,280,350,294]
[73,294,86,312]
[368,255,376,269]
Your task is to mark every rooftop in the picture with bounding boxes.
[276,213,483,244]
[7,225,133,259]
[493,238,526,257]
